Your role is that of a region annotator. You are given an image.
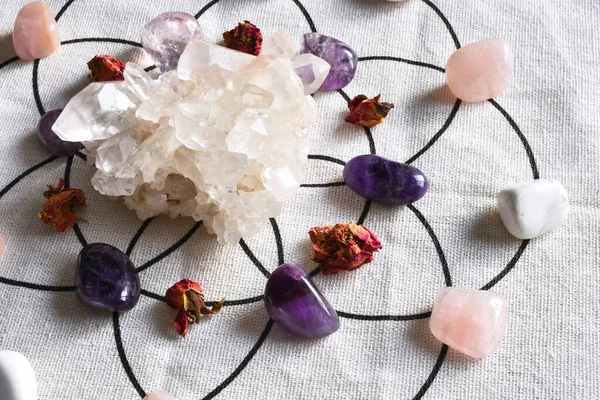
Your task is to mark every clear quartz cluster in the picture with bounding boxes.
[52,40,317,245]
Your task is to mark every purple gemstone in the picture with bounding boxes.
[37,109,83,157]
[343,155,429,206]
[264,264,340,339]
[76,243,140,312]
[299,33,357,91]
[141,12,203,73]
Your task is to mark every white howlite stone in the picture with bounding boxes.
[0,350,38,400]
[497,179,569,239]
[52,40,316,245]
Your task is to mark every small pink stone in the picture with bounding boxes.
[0,234,5,256]
[429,287,508,359]
[144,391,177,400]
[13,1,61,61]
[445,39,514,103]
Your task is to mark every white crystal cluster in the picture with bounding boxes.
[53,39,318,244]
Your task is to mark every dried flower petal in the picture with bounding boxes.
[165,279,224,337]
[345,94,394,127]
[309,221,382,275]
[39,178,86,232]
[87,55,125,82]
[223,20,263,55]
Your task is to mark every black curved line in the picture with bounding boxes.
[61,38,142,47]
[72,223,87,247]
[480,240,530,291]
[405,99,461,165]
[239,239,270,278]
[269,218,285,266]
[358,56,445,73]
[126,218,154,257]
[406,204,452,287]
[412,344,448,400]
[201,319,274,400]
[337,311,431,321]
[0,277,76,292]
[489,99,539,179]
[0,156,58,200]
[307,155,346,166]
[337,89,376,155]
[420,0,461,50]
[308,266,320,277]
[54,0,77,22]
[356,200,372,225]
[291,0,317,32]
[112,312,147,399]
[140,289,264,307]
[75,152,87,162]
[135,221,203,273]
[194,0,222,19]
[300,182,345,188]
[0,56,19,71]
[32,59,45,116]
[144,65,156,72]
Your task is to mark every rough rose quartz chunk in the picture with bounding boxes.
[144,391,177,400]
[430,287,508,359]
[445,39,514,102]
[13,1,61,61]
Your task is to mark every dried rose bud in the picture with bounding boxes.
[165,279,224,337]
[87,55,125,82]
[345,94,394,128]
[223,20,263,55]
[39,178,86,233]
[309,222,382,275]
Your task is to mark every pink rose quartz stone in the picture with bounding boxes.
[445,39,514,103]
[13,1,61,61]
[144,391,176,400]
[429,287,508,359]
[0,234,4,256]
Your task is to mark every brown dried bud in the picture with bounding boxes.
[345,94,394,127]
[223,20,263,55]
[39,179,86,232]
[87,55,125,82]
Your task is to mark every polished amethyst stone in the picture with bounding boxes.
[299,33,357,91]
[76,243,140,312]
[264,264,340,339]
[343,155,429,206]
[37,109,82,157]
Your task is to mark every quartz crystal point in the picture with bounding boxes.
[76,243,141,312]
[343,155,428,205]
[13,1,60,61]
[497,179,569,239]
[300,33,357,91]
[292,53,331,95]
[141,12,203,73]
[37,109,83,157]
[262,30,296,58]
[264,264,340,338]
[54,40,316,245]
[430,287,509,359]
[0,350,38,400]
[446,39,514,102]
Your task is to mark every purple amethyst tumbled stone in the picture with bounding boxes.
[264,264,340,339]
[76,243,141,312]
[37,109,83,157]
[343,155,429,206]
[300,33,357,91]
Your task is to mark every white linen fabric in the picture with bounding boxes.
[0,0,598,399]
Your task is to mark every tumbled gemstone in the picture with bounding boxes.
[446,39,514,102]
[141,12,203,73]
[430,287,509,359]
[299,33,357,91]
[37,109,82,157]
[264,264,340,338]
[144,391,177,400]
[292,53,331,95]
[12,1,61,61]
[497,179,569,239]
[76,243,140,312]
[0,350,38,400]
[343,155,429,206]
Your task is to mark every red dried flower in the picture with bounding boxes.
[309,222,382,275]
[165,279,224,337]
[38,179,86,233]
[87,55,125,82]
[345,94,394,128]
[223,20,263,55]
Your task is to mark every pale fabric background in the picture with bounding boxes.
[0,0,599,399]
